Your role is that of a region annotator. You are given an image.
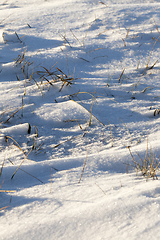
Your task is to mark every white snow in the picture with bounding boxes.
[0,0,160,239]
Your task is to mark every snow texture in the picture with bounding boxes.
[0,0,160,239]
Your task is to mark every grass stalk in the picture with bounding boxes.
[70,28,82,46]
[11,148,32,179]
[71,99,105,127]
[79,141,89,183]
[120,118,132,144]
[118,69,125,83]
[143,37,160,75]
[107,120,113,147]
[128,135,160,179]
[4,107,23,124]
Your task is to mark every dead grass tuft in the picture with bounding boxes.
[127,135,160,180]
[37,65,76,91]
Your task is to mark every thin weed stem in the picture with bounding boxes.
[79,141,89,183]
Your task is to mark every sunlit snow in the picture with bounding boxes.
[0,0,160,239]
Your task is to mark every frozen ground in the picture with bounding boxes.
[0,0,160,239]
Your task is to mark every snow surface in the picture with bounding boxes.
[0,0,160,239]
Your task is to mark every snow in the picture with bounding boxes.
[0,0,160,239]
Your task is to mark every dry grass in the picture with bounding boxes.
[154,108,160,116]
[14,48,33,78]
[0,134,43,183]
[0,9,160,192]
[37,65,75,92]
[127,135,160,180]
[0,180,16,212]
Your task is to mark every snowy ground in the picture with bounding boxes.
[0,0,160,239]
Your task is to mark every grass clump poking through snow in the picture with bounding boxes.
[37,64,76,92]
[128,136,160,180]
[14,47,33,79]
